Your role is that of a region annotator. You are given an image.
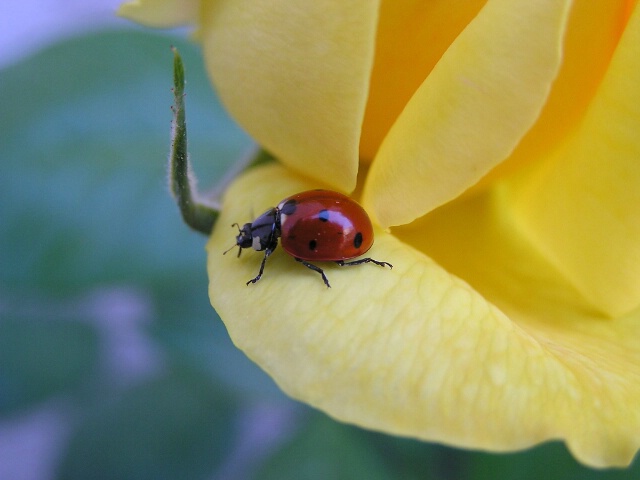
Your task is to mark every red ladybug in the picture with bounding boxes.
[225,189,392,287]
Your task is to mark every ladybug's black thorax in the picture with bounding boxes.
[239,207,281,252]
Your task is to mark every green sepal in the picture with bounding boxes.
[169,47,219,235]
[169,48,278,235]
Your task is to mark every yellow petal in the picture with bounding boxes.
[199,0,380,193]
[363,0,572,227]
[360,0,487,161]
[506,4,640,317]
[392,185,640,467]
[117,0,199,27]
[208,163,640,467]
[473,0,634,191]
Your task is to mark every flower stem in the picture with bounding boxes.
[169,47,219,235]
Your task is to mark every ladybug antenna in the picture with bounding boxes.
[223,223,243,257]
[223,243,239,256]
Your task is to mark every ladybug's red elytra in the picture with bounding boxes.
[224,189,392,288]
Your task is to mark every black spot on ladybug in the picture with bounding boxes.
[353,232,363,249]
[318,209,330,222]
[280,199,297,215]
[309,239,317,251]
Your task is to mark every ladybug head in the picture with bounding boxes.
[224,208,279,258]
[223,222,253,257]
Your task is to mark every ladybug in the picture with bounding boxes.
[224,189,392,288]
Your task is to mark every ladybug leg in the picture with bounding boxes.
[335,258,393,269]
[295,258,331,288]
[247,247,274,285]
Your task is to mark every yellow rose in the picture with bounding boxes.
[120,0,640,468]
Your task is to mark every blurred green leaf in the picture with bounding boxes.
[0,318,99,415]
[256,412,395,480]
[0,28,278,398]
[0,28,283,479]
[366,434,459,480]
[56,368,236,480]
[470,442,640,480]
[0,29,252,292]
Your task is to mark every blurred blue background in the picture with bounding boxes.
[0,2,638,479]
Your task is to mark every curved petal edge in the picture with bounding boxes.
[208,163,640,468]
[364,0,572,227]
